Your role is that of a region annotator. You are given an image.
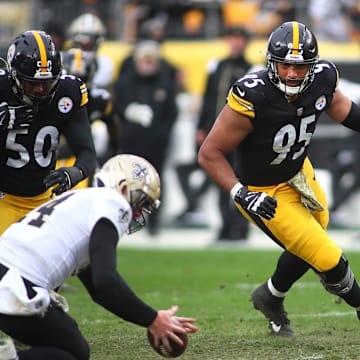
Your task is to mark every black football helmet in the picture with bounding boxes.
[61,48,97,86]
[7,30,62,106]
[267,21,319,96]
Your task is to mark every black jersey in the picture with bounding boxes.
[227,60,338,186]
[56,86,113,160]
[0,71,95,196]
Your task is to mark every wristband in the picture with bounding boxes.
[230,182,243,200]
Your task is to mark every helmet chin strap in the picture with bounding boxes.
[278,81,301,96]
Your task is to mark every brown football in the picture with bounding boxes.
[147,322,188,358]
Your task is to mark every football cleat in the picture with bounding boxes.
[0,337,18,360]
[251,282,295,337]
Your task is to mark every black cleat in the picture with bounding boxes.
[251,282,295,337]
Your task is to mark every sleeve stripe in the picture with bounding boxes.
[227,91,255,119]
[80,84,89,106]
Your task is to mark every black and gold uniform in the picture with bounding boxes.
[199,21,360,336]
[227,60,340,271]
[229,60,337,186]
[0,31,96,234]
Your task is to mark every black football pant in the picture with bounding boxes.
[0,263,89,360]
[0,306,89,360]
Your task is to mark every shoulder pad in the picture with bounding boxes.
[314,60,338,89]
[227,70,268,119]
[59,74,89,107]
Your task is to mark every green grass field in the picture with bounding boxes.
[62,247,360,360]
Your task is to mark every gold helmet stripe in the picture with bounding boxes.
[74,48,82,72]
[291,21,300,55]
[32,31,47,72]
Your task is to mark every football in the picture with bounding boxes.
[147,320,188,358]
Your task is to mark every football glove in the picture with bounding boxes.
[0,102,34,130]
[43,166,84,195]
[234,186,277,220]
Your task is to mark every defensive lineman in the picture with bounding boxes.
[199,21,360,336]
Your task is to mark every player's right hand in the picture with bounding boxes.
[0,102,34,130]
[43,166,83,195]
[234,186,277,220]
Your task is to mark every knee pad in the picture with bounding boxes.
[319,255,354,296]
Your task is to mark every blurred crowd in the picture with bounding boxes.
[30,0,360,43]
[121,0,360,42]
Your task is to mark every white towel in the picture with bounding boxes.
[288,170,324,211]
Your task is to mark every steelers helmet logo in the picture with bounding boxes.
[58,97,73,113]
[315,95,326,111]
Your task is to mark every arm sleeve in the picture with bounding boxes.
[63,106,97,177]
[78,218,157,327]
[342,101,360,132]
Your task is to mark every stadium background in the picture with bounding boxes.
[2,0,360,234]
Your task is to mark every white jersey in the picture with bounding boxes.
[0,187,131,290]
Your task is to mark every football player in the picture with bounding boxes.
[0,154,198,359]
[198,21,360,336]
[66,12,115,89]
[0,30,97,235]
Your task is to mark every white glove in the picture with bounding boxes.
[124,102,153,127]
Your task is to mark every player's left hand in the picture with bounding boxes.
[43,166,83,195]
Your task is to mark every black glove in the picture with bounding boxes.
[0,102,34,130]
[234,186,277,220]
[43,166,84,195]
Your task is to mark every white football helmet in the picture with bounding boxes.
[67,13,106,52]
[94,154,161,233]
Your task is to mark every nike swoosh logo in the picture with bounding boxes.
[270,321,282,333]
[238,89,245,97]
